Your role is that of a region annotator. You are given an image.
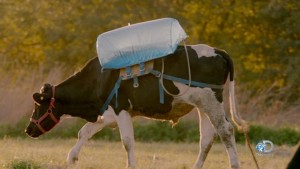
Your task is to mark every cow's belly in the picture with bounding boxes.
[123,60,223,123]
[129,103,193,124]
[127,81,221,124]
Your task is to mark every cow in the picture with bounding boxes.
[25,44,248,169]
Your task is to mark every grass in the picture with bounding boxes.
[8,160,40,169]
[0,138,297,169]
[1,117,299,146]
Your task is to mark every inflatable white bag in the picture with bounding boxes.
[96,18,187,69]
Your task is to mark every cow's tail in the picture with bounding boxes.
[218,50,249,133]
[229,80,249,133]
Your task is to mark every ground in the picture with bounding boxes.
[0,138,296,169]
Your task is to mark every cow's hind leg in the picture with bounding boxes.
[115,110,136,169]
[67,109,117,164]
[184,88,240,169]
[192,109,217,169]
[208,110,240,169]
[196,90,240,169]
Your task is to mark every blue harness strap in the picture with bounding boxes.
[150,70,224,89]
[150,70,224,104]
[158,79,164,104]
[99,76,123,115]
[126,67,131,78]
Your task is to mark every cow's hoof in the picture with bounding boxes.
[231,164,240,169]
[125,164,137,169]
[67,156,78,164]
[191,163,202,169]
[126,166,136,169]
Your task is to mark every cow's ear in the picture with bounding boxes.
[33,93,47,104]
[40,83,52,94]
[34,83,52,104]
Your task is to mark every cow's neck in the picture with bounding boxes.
[56,102,100,122]
[55,58,102,103]
[52,57,121,122]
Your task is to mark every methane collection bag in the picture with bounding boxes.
[96,18,187,69]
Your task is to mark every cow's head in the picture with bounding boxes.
[25,84,61,138]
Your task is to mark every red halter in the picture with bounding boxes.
[30,86,59,134]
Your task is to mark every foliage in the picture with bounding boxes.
[1,0,299,102]
[7,160,40,169]
[235,125,300,145]
[1,118,299,145]
[0,0,299,136]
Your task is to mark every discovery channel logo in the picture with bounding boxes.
[256,140,274,155]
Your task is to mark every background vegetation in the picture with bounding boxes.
[0,0,299,141]
[1,118,299,145]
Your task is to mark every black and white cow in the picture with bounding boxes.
[25,44,248,169]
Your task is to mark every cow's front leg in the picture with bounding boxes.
[192,109,217,169]
[67,109,117,164]
[115,110,136,169]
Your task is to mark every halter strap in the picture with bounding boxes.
[30,86,59,134]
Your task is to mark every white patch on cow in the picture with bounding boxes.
[67,108,117,164]
[189,44,217,58]
[173,82,240,169]
[173,82,218,106]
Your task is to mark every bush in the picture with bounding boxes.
[8,160,40,169]
[235,125,300,145]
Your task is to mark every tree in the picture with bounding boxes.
[1,0,299,103]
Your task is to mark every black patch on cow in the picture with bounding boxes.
[212,89,224,103]
[114,74,179,116]
[160,46,228,86]
[214,48,234,82]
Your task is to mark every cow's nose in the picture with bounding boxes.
[25,127,32,135]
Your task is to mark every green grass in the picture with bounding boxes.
[1,117,299,145]
[8,160,40,169]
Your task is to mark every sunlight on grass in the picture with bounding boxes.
[0,138,296,169]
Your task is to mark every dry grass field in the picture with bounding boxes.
[0,138,297,169]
